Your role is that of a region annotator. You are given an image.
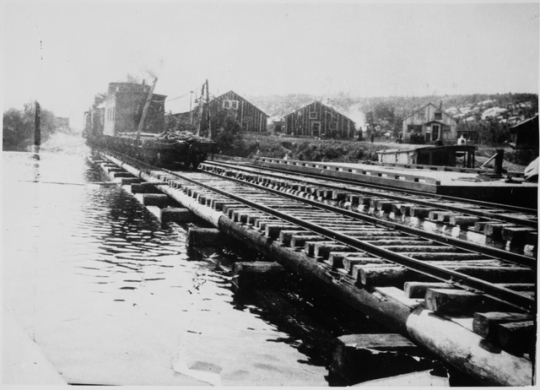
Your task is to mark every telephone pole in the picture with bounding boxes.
[206,79,211,139]
[34,101,41,154]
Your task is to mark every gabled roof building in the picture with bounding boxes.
[198,90,268,133]
[283,101,356,139]
[401,103,460,143]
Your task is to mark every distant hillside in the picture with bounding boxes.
[246,92,538,130]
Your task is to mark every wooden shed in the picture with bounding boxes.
[402,103,458,144]
[510,114,539,150]
[283,101,356,139]
[200,90,268,133]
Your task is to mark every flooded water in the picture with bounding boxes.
[2,149,377,386]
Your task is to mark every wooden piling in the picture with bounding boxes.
[187,227,225,248]
[232,261,285,290]
[141,194,170,207]
[161,207,197,223]
[329,333,430,386]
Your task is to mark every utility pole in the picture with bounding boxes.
[196,82,205,136]
[34,101,41,154]
[189,91,194,125]
[206,79,211,139]
[136,77,158,141]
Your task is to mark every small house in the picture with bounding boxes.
[284,101,356,138]
[402,103,458,143]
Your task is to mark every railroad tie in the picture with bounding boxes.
[289,235,325,249]
[255,217,282,230]
[483,223,516,238]
[314,243,356,260]
[374,200,393,213]
[425,288,516,316]
[359,262,531,287]
[448,215,480,226]
[473,312,535,357]
[305,240,339,257]
[265,224,297,239]
[278,230,310,245]
[399,204,416,216]
[410,206,434,219]
[502,226,537,244]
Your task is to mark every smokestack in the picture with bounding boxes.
[440,101,443,109]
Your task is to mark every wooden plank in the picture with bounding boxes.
[265,224,295,239]
[449,215,480,226]
[314,243,355,259]
[472,312,534,338]
[404,282,455,298]
[290,235,326,248]
[496,321,535,354]
[330,333,430,385]
[232,261,285,290]
[375,287,423,309]
[345,257,385,274]
[502,227,536,242]
[425,288,512,316]
[360,263,532,287]
[278,230,309,245]
[305,240,337,256]
[410,207,434,218]
[484,223,515,238]
[340,333,418,350]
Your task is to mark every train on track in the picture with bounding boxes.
[84,80,218,168]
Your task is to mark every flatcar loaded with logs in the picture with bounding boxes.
[84,79,217,168]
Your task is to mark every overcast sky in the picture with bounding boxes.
[3,1,539,129]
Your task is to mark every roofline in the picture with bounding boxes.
[511,113,539,128]
[403,102,457,122]
[212,90,269,117]
[283,101,356,123]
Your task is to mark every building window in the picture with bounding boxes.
[407,124,422,133]
[434,112,442,120]
[231,100,239,110]
[310,112,317,119]
[223,100,230,109]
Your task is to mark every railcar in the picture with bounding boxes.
[84,81,218,168]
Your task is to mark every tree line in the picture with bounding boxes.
[3,102,58,151]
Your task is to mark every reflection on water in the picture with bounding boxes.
[3,151,363,386]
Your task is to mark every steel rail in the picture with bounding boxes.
[157,166,535,312]
[201,164,536,268]
[222,159,537,215]
[206,160,538,228]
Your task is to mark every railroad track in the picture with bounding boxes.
[200,160,538,254]
[98,151,536,379]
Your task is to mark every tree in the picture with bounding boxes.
[210,109,245,154]
[3,102,57,151]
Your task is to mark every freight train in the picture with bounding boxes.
[84,81,217,168]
